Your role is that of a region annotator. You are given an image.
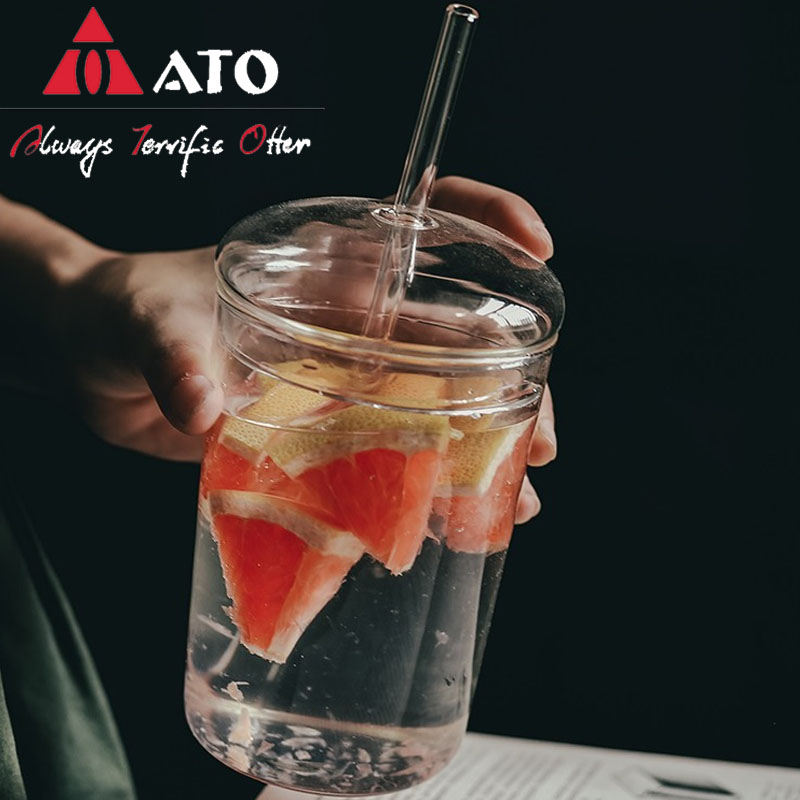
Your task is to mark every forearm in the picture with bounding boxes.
[0,195,116,391]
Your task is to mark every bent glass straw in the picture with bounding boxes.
[361,4,479,341]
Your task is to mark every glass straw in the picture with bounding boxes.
[361,4,479,341]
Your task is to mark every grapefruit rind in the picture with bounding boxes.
[218,382,335,463]
[209,492,365,663]
[265,406,451,478]
[299,447,445,576]
[218,413,273,462]
[439,420,530,497]
[253,373,281,395]
[371,373,446,410]
[246,383,332,422]
[436,421,533,555]
[265,548,356,662]
[209,490,364,560]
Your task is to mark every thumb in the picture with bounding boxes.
[138,310,224,436]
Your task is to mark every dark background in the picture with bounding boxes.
[1,1,797,797]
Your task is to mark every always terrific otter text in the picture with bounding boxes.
[9,123,311,178]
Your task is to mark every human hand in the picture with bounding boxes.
[54,177,556,519]
[56,246,223,461]
[430,177,557,524]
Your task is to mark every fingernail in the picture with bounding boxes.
[515,478,541,523]
[529,220,554,257]
[537,416,557,459]
[172,374,214,425]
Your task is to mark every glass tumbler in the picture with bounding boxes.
[184,197,564,794]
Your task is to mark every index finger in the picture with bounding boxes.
[430,175,554,261]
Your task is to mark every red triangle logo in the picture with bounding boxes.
[73,7,113,43]
[44,9,143,95]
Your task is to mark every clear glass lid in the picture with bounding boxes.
[216,197,565,367]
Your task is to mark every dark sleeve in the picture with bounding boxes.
[0,483,137,800]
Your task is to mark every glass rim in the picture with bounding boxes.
[215,268,560,370]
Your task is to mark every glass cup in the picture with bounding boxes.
[184,197,564,794]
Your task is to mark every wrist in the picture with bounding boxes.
[39,219,119,291]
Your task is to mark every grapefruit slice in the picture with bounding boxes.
[219,381,337,463]
[296,447,444,574]
[435,421,532,554]
[209,490,364,663]
[200,418,254,497]
[201,429,331,519]
[204,407,450,572]
[202,370,343,498]
[204,427,444,575]
[205,375,452,575]
[265,405,450,477]
[442,423,525,497]
[264,406,451,574]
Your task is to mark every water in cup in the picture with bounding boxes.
[185,361,535,793]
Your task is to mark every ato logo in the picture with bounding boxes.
[43,7,280,98]
[44,7,142,95]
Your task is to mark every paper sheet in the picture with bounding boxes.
[257,732,800,800]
